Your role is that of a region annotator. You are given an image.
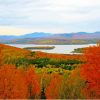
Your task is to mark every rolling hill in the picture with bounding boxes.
[0,32,100,44]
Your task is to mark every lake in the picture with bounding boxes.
[8,44,97,54]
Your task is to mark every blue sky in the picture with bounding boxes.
[0,0,100,35]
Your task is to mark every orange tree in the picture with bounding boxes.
[0,64,41,99]
[25,66,41,99]
[45,74,64,99]
[81,45,100,99]
[0,64,28,99]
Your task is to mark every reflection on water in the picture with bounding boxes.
[8,44,97,54]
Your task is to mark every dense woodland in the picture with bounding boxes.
[0,44,100,99]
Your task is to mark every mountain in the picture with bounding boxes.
[58,32,100,39]
[0,35,17,43]
[0,32,52,43]
[0,35,16,40]
[20,32,52,38]
[71,32,100,39]
[0,32,100,44]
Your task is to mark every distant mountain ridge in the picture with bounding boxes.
[0,32,100,44]
[58,32,100,39]
[20,32,52,38]
[0,32,52,43]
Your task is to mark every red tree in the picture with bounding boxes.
[25,66,41,99]
[46,74,63,99]
[81,45,100,99]
[0,64,28,99]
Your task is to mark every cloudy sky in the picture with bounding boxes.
[0,0,100,35]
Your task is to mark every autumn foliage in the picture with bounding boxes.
[35,51,83,60]
[0,44,100,99]
[0,44,3,65]
[81,45,100,99]
[25,66,41,99]
[0,64,28,99]
[46,74,63,99]
[0,65,40,99]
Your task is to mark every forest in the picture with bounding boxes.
[0,43,100,99]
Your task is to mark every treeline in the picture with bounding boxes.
[72,48,84,53]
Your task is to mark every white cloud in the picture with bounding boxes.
[0,0,100,35]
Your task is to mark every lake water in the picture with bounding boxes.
[8,44,97,54]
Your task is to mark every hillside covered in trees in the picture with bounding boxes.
[0,32,100,44]
[0,44,100,99]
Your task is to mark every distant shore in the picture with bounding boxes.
[23,46,55,50]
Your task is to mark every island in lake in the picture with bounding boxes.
[23,46,55,50]
[71,48,84,53]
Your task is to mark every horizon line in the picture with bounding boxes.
[0,31,100,36]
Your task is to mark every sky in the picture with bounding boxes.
[0,0,100,35]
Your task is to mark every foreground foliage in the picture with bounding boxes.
[0,44,99,99]
[0,65,40,99]
[81,45,100,99]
